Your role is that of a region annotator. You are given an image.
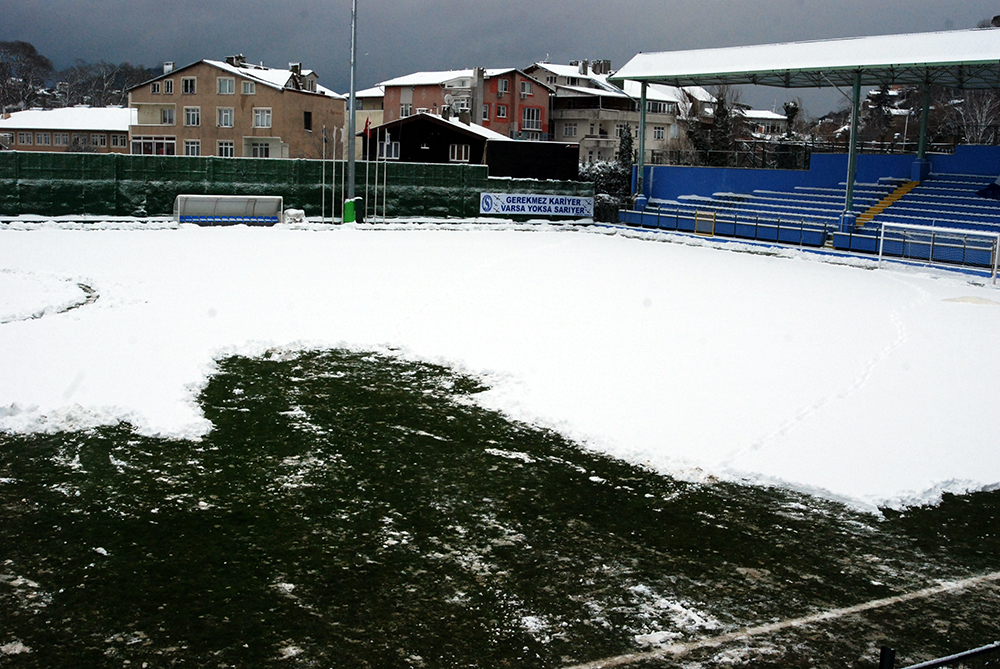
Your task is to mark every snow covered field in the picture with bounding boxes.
[1,222,998,510]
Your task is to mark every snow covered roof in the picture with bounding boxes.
[0,106,137,132]
[204,60,343,98]
[369,110,512,141]
[611,28,1000,90]
[742,109,787,121]
[379,68,517,88]
[355,85,384,99]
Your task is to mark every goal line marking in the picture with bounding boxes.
[562,570,1000,669]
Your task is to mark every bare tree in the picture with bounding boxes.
[57,60,155,107]
[0,41,54,111]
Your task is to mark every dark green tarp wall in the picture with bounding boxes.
[0,152,593,219]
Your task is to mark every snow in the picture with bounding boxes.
[1,222,999,511]
[0,106,136,132]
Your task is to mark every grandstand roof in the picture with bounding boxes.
[610,28,1000,90]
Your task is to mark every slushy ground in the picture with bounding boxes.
[2,349,998,668]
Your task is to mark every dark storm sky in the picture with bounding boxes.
[2,0,998,116]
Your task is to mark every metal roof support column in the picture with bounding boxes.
[841,70,861,231]
[636,81,648,209]
[917,86,931,160]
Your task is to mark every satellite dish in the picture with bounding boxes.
[444,94,454,105]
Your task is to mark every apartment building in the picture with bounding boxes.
[126,56,346,159]
[380,68,553,140]
[525,60,715,163]
[0,106,135,153]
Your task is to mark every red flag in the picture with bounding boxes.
[363,117,371,137]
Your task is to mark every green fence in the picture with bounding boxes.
[0,152,593,219]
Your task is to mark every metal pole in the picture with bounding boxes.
[637,81,647,202]
[321,126,326,222]
[917,85,931,160]
[346,0,358,213]
[845,71,861,215]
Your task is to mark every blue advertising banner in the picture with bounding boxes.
[480,193,594,217]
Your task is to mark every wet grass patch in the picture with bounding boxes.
[1,349,998,667]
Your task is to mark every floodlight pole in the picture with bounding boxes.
[345,0,358,221]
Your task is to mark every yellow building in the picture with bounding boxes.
[127,55,346,159]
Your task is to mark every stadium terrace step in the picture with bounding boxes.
[857,181,919,227]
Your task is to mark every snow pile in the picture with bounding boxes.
[1,223,998,510]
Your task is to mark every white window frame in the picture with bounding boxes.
[250,141,270,158]
[161,108,175,125]
[163,79,174,94]
[242,80,256,95]
[252,107,272,128]
[653,126,665,140]
[497,104,507,119]
[498,79,509,95]
[449,143,470,162]
[35,132,51,146]
[400,103,412,118]
[184,139,201,156]
[54,133,69,146]
[130,135,176,155]
[91,133,107,147]
[563,122,577,138]
[151,82,161,95]
[17,132,32,146]
[217,107,234,128]
[522,106,541,131]
[378,140,400,160]
[520,80,532,96]
[184,106,201,127]
[217,77,235,95]
[217,140,234,157]
[110,134,126,148]
[182,77,196,94]
[482,104,490,122]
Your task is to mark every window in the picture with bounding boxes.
[378,141,400,160]
[35,132,51,146]
[242,80,255,95]
[303,111,313,131]
[217,140,234,157]
[217,107,234,127]
[54,133,69,146]
[217,77,235,94]
[17,132,31,146]
[647,101,666,114]
[110,134,127,148]
[151,82,161,94]
[252,107,271,128]
[546,75,557,84]
[498,79,509,95]
[400,103,412,118]
[482,104,490,122]
[184,140,201,156]
[670,123,679,139]
[130,135,176,155]
[161,108,175,125]
[182,77,196,94]
[653,126,665,140]
[251,141,270,158]
[72,133,87,146]
[449,144,470,162]
[615,122,627,138]
[563,122,577,138]
[184,106,201,126]
[520,80,532,96]
[164,79,174,94]
[522,107,541,131]
[497,104,507,119]
[91,133,107,147]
